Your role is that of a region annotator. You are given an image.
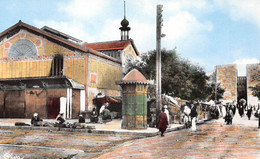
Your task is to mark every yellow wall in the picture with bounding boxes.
[124,45,137,58]
[0,59,52,78]
[0,44,3,58]
[0,57,86,84]
[89,56,121,91]
[64,57,86,85]
[45,40,75,56]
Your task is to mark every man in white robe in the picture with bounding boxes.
[164,105,170,127]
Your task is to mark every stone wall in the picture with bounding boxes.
[247,63,260,106]
[216,64,238,103]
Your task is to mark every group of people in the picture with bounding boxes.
[30,112,86,128]
[90,102,112,123]
[236,99,257,120]
[210,106,220,119]
[182,103,198,130]
[223,102,260,127]
[30,102,113,128]
[158,103,198,137]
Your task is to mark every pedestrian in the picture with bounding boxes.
[231,104,236,116]
[214,106,220,119]
[226,103,231,113]
[246,105,253,120]
[218,104,223,117]
[257,107,260,129]
[78,114,85,123]
[255,105,260,118]
[70,114,86,129]
[56,112,65,124]
[75,114,86,128]
[101,108,112,121]
[99,102,108,115]
[238,104,244,118]
[90,107,99,123]
[158,107,169,137]
[183,105,191,128]
[224,109,233,125]
[190,103,198,131]
[31,113,43,126]
[164,105,170,126]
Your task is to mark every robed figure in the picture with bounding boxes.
[158,107,169,137]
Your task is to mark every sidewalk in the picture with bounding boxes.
[0,118,192,137]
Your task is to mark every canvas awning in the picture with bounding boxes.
[0,77,85,91]
[93,95,121,105]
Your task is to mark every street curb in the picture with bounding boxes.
[0,119,212,137]
[0,125,158,137]
[0,125,95,133]
[90,129,159,137]
[166,118,212,133]
[166,125,186,132]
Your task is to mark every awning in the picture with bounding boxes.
[0,77,85,90]
[162,94,180,107]
[93,95,121,104]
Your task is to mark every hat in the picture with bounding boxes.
[33,113,38,117]
[79,114,83,117]
[164,105,168,109]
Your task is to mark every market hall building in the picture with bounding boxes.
[0,19,139,119]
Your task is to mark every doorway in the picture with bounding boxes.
[48,98,60,119]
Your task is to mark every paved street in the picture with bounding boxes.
[0,112,259,159]
[98,113,260,159]
[0,128,143,159]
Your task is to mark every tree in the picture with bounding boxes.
[250,68,260,100]
[126,49,211,101]
[206,83,225,101]
[252,84,260,100]
[206,71,225,102]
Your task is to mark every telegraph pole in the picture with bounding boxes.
[214,66,217,102]
[156,4,163,125]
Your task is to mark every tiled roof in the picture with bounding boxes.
[83,39,140,56]
[83,41,130,51]
[123,69,147,83]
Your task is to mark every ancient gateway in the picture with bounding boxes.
[216,63,260,106]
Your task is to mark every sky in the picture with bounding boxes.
[0,0,260,76]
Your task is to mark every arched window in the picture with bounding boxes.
[9,39,37,58]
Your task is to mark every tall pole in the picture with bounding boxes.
[215,66,217,102]
[156,4,163,125]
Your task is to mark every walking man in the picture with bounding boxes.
[258,108,260,129]
[158,107,169,136]
[190,103,198,131]
[246,105,253,120]
[164,105,170,127]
